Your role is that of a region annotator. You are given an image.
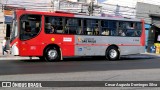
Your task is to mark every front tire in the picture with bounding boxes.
[106,46,120,61]
[44,46,60,62]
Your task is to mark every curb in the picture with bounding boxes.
[0,56,38,60]
[142,53,160,57]
[0,53,159,60]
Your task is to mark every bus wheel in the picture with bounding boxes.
[106,46,120,61]
[44,46,60,62]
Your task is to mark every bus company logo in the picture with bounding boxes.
[2,82,11,87]
[78,37,96,43]
[78,37,82,42]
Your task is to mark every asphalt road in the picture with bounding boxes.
[0,54,160,90]
[0,54,160,75]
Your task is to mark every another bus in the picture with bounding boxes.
[10,10,145,62]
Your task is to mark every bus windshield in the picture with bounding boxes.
[20,15,41,40]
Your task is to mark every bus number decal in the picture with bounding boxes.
[63,37,72,42]
[30,46,36,50]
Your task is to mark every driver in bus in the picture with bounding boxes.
[25,25,31,32]
[25,25,31,35]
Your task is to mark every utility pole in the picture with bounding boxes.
[50,0,54,12]
[88,0,94,16]
[0,0,2,11]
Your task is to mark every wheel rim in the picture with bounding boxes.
[48,49,58,60]
[109,49,117,59]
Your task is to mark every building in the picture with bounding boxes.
[0,0,6,41]
[0,8,5,36]
[136,2,160,52]
[102,0,160,19]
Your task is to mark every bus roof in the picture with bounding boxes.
[16,10,142,22]
[75,15,142,22]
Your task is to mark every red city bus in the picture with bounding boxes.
[10,10,145,62]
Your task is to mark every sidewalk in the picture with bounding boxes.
[142,52,160,57]
[0,54,38,60]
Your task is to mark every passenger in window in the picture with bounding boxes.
[101,29,109,35]
[25,25,31,35]
[118,29,125,36]
[105,29,110,35]
[133,31,139,36]
[45,23,52,33]
[127,25,131,29]
[94,27,99,35]
[101,31,106,35]
[76,27,82,35]
[127,23,135,29]
[63,26,69,34]
[87,27,92,35]
[23,25,32,38]
[50,25,55,33]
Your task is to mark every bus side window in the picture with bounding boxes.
[65,18,79,34]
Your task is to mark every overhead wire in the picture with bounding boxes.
[0,0,155,19]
